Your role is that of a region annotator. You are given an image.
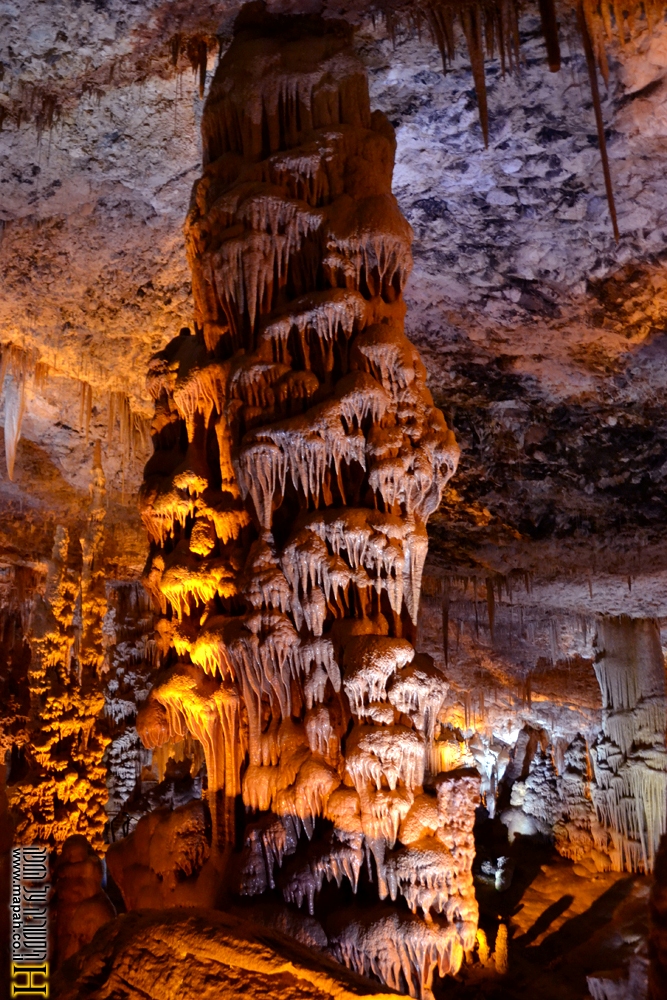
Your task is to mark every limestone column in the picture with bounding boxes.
[138,9,475,996]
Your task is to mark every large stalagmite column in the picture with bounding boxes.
[139,7,471,997]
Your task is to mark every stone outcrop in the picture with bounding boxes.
[51,834,116,965]
[50,907,408,1000]
[106,799,214,910]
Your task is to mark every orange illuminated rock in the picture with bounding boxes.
[50,906,407,1000]
[11,446,110,851]
[106,800,213,910]
[139,8,467,996]
[52,834,116,965]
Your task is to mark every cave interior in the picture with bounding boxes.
[2,0,667,998]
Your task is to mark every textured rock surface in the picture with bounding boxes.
[51,833,116,965]
[353,18,667,649]
[137,13,473,996]
[50,907,406,1000]
[4,4,667,584]
[10,446,110,849]
[106,799,214,909]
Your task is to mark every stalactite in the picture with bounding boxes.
[329,907,469,1000]
[108,390,151,487]
[485,576,495,639]
[4,371,25,481]
[459,4,490,147]
[79,381,93,442]
[187,36,209,99]
[538,0,561,70]
[169,32,218,101]
[138,9,472,996]
[385,0,644,231]
[576,0,620,242]
[0,343,39,481]
[590,618,667,873]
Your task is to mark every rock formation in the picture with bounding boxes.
[102,582,158,835]
[51,834,116,965]
[137,8,469,996]
[4,2,667,998]
[51,906,409,1000]
[590,617,667,873]
[106,799,214,910]
[10,444,110,850]
[497,616,667,874]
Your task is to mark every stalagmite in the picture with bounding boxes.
[506,745,562,833]
[553,734,606,868]
[139,8,465,996]
[494,922,509,975]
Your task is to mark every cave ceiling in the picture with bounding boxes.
[2,0,667,615]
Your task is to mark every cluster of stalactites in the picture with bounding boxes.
[200,9,371,167]
[589,617,667,873]
[501,618,667,876]
[138,11,467,997]
[11,446,110,850]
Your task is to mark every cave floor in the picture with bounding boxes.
[441,847,649,998]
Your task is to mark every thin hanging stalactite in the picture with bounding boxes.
[186,36,209,99]
[392,0,653,226]
[460,4,490,145]
[577,0,620,242]
[422,0,522,144]
[538,0,561,70]
[428,3,457,67]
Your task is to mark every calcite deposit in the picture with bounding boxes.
[50,906,409,1000]
[590,617,667,873]
[52,834,116,965]
[10,444,110,850]
[137,11,471,995]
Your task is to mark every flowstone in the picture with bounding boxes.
[590,617,667,873]
[138,7,470,997]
